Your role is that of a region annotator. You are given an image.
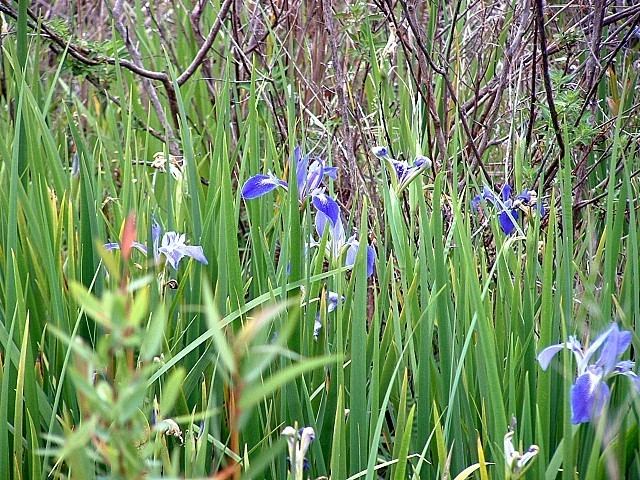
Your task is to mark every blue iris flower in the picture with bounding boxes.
[537,323,640,424]
[293,146,338,200]
[105,223,207,270]
[241,145,337,202]
[312,203,376,278]
[313,290,344,341]
[282,426,315,479]
[472,184,545,235]
[504,430,539,477]
[104,241,148,255]
[371,145,388,157]
[240,172,288,200]
[158,231,208,270]
[372,146,431,192]
[242,146,340,226]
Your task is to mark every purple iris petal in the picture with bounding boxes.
[315,210,346,251]
[501,184,513,202]
[323,166,338,179]
[344,240,375,278]
[382,156,429,187]
[327,291,343,313]
[390,160,410,183]
[293,145,302,164]
[292,147,337,199]
[151,222,162,263]
[471,185,497,212]
[152,222,161,244]
[471,197,481,211]
[158,232,208,270]
[414,155,430,168]
[597,325,632,374]
[366,245,376,277]
[315,210,330,238]
[471,194,483,212]
[133,242,148,255]
[516,191,547,218]
[241,174,288,200]
[182,245,208,265]
[71,152,80,177]
[566,336,584,354]
[313,317,322,340]
[571,370,609,424]
[164,250,184,270]
[474,184,546,234]
[312,193,340,226]
[345,242,357,269]
[614,360,635,373]
[332,219,347,248]
[388,157,427,187]
[517,189,533,201]
[304,160,325,195]
[497,209,519,235]
[104,241,148,255]
[105,226,207,270]
[482,186,497,205]
[539,323,639,425]
[582,325,616,366]
[372,146,388,157]
[537,343,566,370]
[295,146,309,193]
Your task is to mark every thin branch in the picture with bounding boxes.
[525,15,538,151]
[475,0,531,161]
[462,4,640,115]
[574,12,640,127]
[378,0,447,168]
[112,0,178,154]
[0,0,234,149]
[534,0,565,188]
[573,166,640,210]
[398,0,491,185]
[189,0,220,101]
[321,0,362,193]
[177,0,234,86]
[85,76,166,143]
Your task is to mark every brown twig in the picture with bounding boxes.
[574,12,640,128]
[525,14,538,151]
[534,0,566,189]
[462,4,640,115]
[377,0,447,167]
[179,0,234,86]
[321,0,365,197]
[86,76,167,143]
[112,0,179,154]
[189,0,222,101]
[475,0,532,162]
[573,166,640,210]
[584,0,606,95]
[0,0,234,155]
[398,0,491,185]
[244,0,285,56]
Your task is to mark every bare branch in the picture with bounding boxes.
[112,0,179,154]
[177,0,234,86]
[534,0,565,188]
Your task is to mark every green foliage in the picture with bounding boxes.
[537,71,599,148]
